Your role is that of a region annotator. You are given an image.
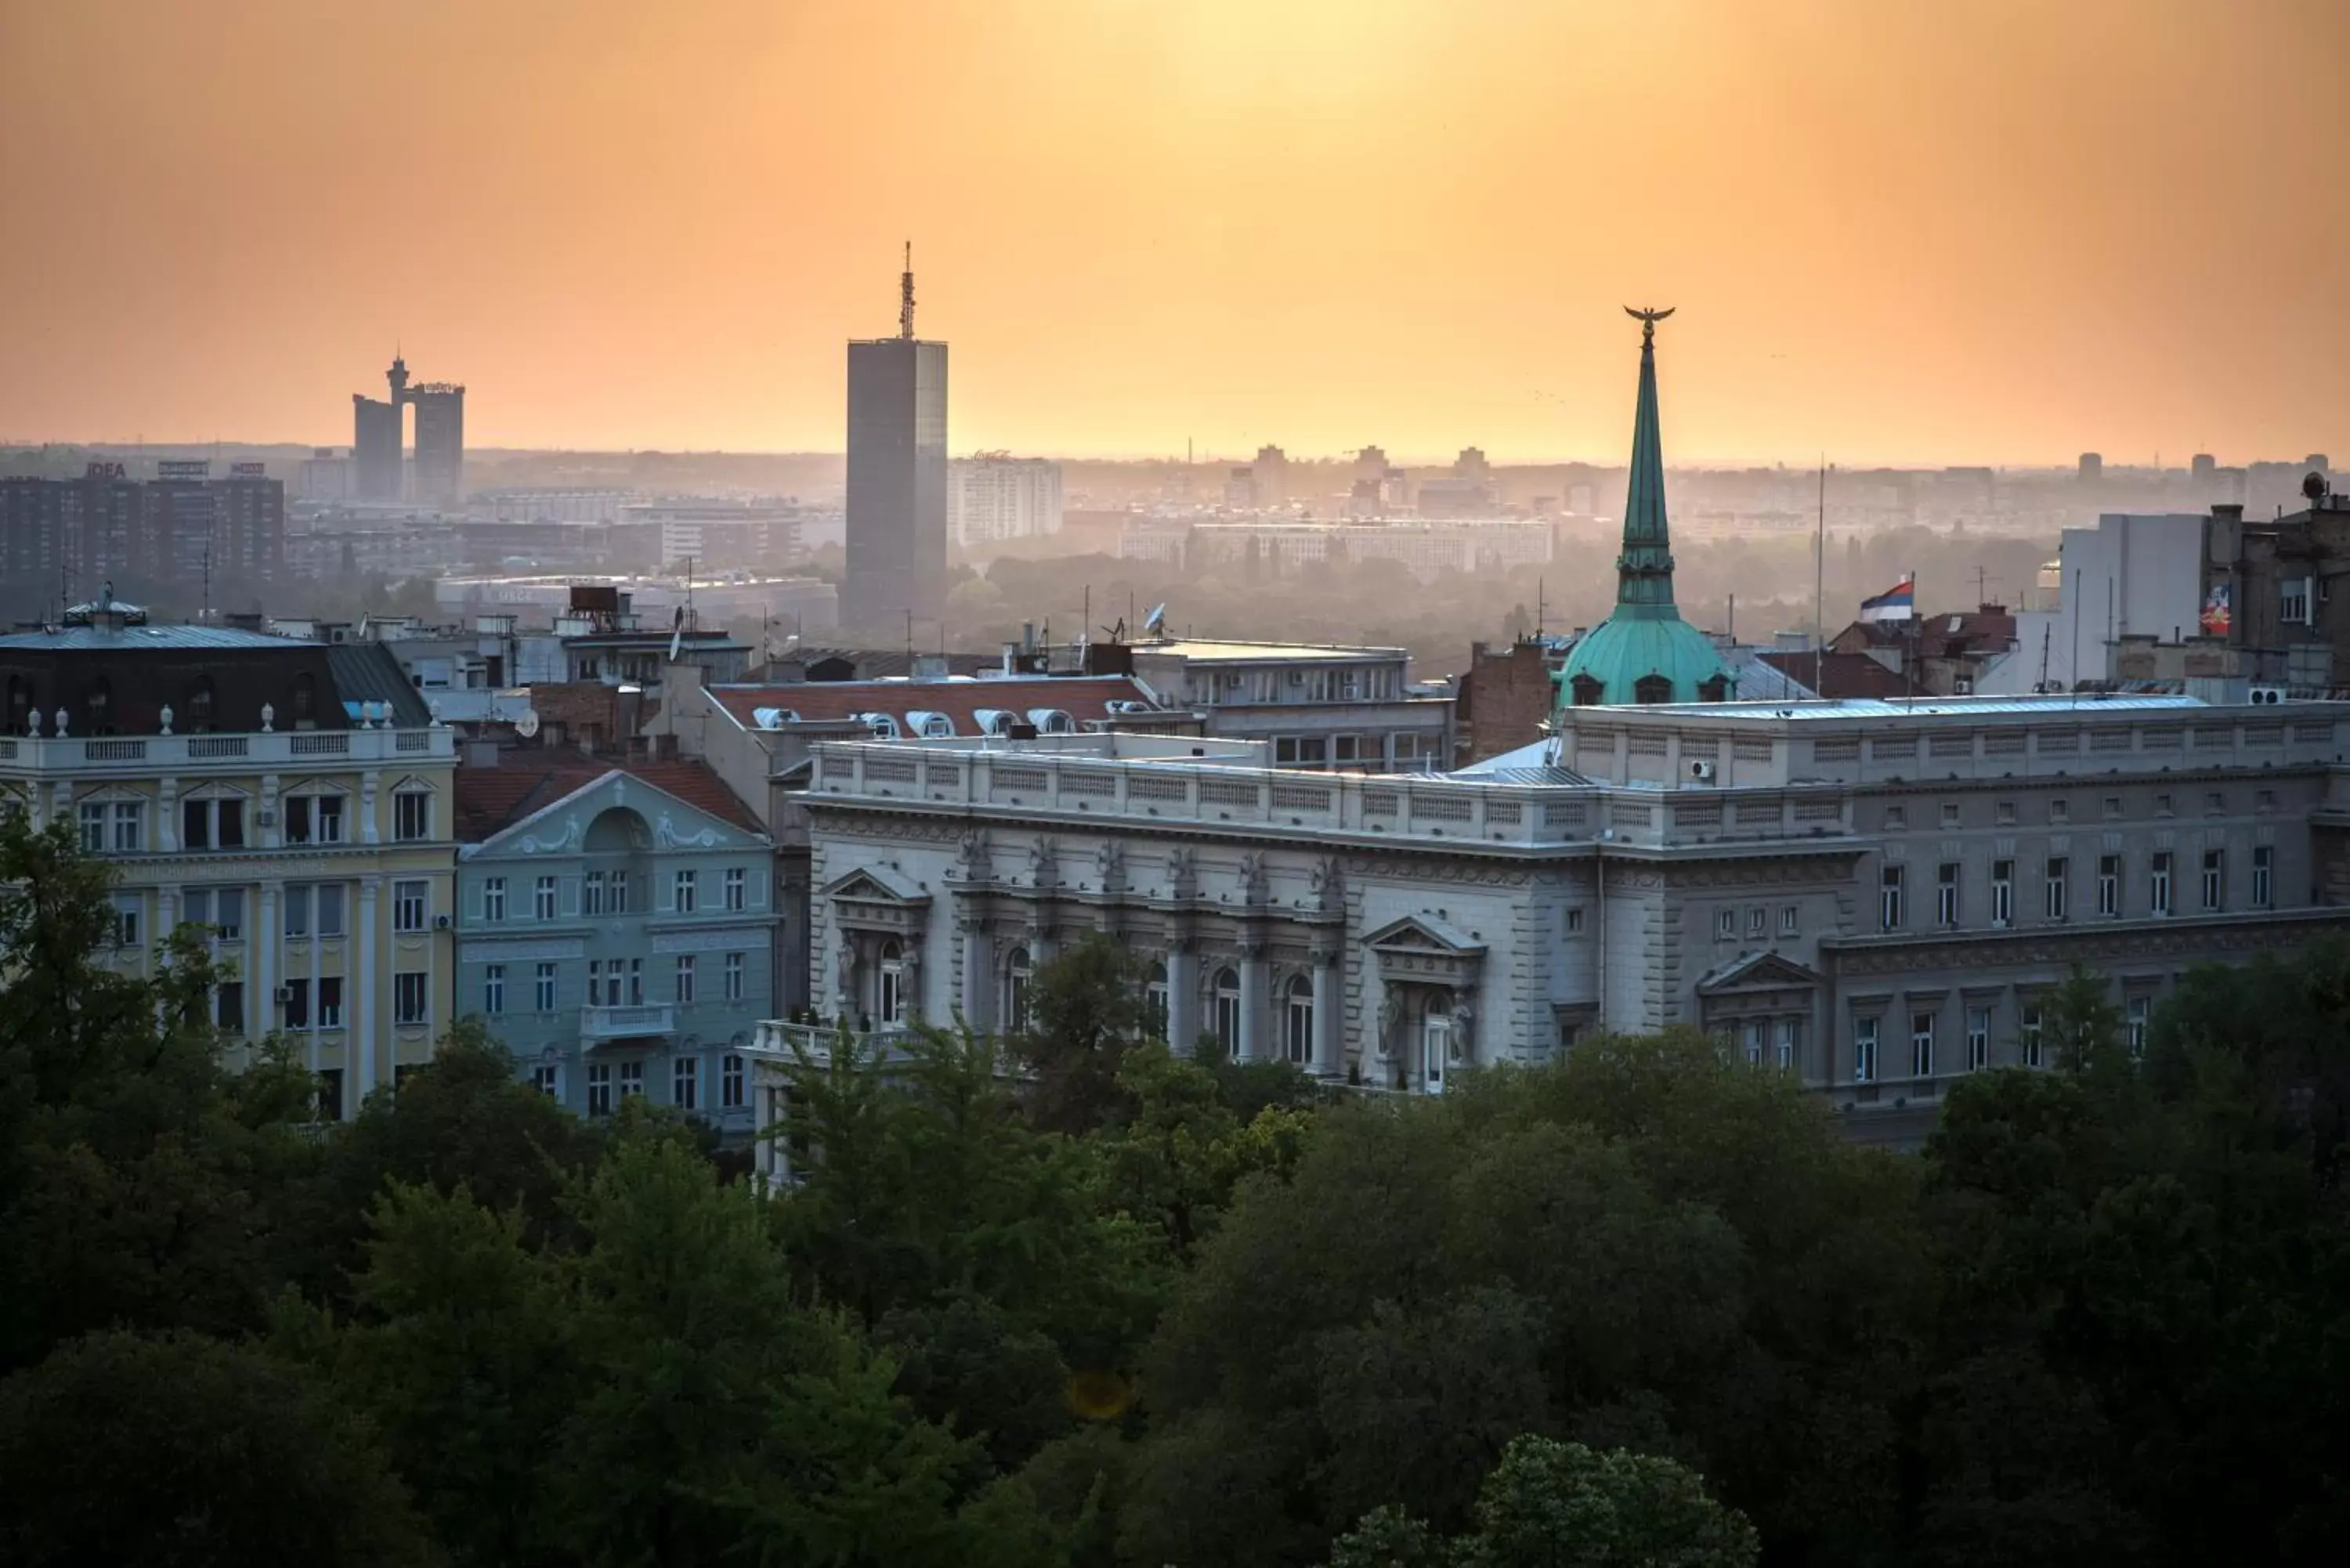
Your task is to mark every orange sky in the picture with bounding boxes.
[2,0,2345,465]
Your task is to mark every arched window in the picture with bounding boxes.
[185,677,215,733]
[84,677,112,735]
[877,938,906,1025]
[1633,674,1673,705]
[1213,967,1242,1053]
[1003,947,1032,1032]
[1284,974,1314,1066]
[1570,673,1605,706]
[1697,673,1730,703]
[291,673,316,728]
[1144,960,1170,1041]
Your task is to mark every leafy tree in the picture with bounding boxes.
[0,1329,442,1568]
[1017,931,1148,1133]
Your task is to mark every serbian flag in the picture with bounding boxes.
[1859,575,1915,623]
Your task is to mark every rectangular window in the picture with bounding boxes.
[722,1053,745,1108]
[1774,1017,1799,1071]
[79,801,108,853]
[674,869,697,913]
[533,876,557,920]
[2021,1005,2043,1068]
[2049,799,2070,824]
[392,878,428,933]
[531,1064,560,1098]
[316,977,343,1029]
[2151,851,2174,916]
[113,800,143,852]
[534,962,557,1012]
[1779,905,1799,935]
[587,1063,613,1117]
[284,794,310,844]
[675,955,696,1005]
[393,970,428,1026]
[1991,859,2014,925]
[215,981,244,1033]
[725,866,747,911]
[2098,854,2121,917]
[2156,793,2174,817]
[1716,909,1736,941]
[284,886,310,938]
[1911,1012,1936,1078]
[583,870,605,916]
[179,797,242,850]
[283,977,309,1029]
[2044,856,2068,921]
[316,883,345,937]
[394,791,432,842]
[1995,800,2017,826]
[2102,795,2123,819]
[611,870,630,914]
[725,951,744,1003]
[2127,995,2151,1057]
[1566,908,1585,934]
[483,964,505,1017]
[619,1060,644,1099]
[316,1068,345,1122]
[315,794,344,844]
[483,877,506,922]
[111,894,141,947]
[1853,1017,1879,1082]
[1879,865,1904,931]
[1936,862,1960,927]
[2204,790,2225,815]
[673,1054,698,1110]
[2254,845,2274,909]
[1745,907,1766,938]
[2258,789,2276,812]
[183,887,245,942]
[1741,1018,1764,1067]
[1965,1006,1990,1071]
[217,798,244,848]
[1940,801,1960,828]
[2201,849,2224,912]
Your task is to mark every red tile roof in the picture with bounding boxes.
[1755,650,1916,700]
[703,674,1170,738]
[454,756,763,843]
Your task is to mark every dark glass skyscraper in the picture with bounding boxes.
[843,254,947,631]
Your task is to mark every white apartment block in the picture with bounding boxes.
[949,457,1064,547]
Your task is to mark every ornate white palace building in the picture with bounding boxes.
[770,692,2350,1143]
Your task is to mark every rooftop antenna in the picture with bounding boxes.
[1535,576,1546,638]
[898,240,916,341]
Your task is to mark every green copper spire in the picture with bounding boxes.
[1614,305,1678,618]
[1555,307,1732,707]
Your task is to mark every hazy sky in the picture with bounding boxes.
[3,0,2345,464]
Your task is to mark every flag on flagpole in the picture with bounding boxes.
[1859,575,1915,623]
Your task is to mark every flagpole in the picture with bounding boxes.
[1813,457,1825,699]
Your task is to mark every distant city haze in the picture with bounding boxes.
[2,0,2345,464]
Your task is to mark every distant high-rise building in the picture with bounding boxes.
[1251,444,1290,508]
[1453,446,1491,482]
[349,353,466,506]
[1353,446,1390,490]
[2078,452,2103,483]
[0,461,280,617]
[947,456,1061,547]
[2192,453,2217,482]
[844,248,948,630]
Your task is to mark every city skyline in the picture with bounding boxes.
[2,0,2346,464]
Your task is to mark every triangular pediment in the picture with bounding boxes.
[822,863,931,905]
[1697,949,1824,995]
[1364,913,1486,956]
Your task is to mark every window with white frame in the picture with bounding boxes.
[1991,859,2014,925]
[673,1054,698,1110]
[1911,1012,1936,1078]
[77,801,107,853]
[1716,908,1736,941]
[2201,848,2224,911]
[1741,1018,1764,1067]
[877,941,903,1023]
[483,964,505,1016]
[483,876,506,922]
[673,869,697,912]
[1853,1016,1879,1082]
[111,800,143,852]
[2021,1004,2044,1068]
[1284,974,1314,1064]
[2126,995,2151,1057]
[587,1063,613,1116]
[1936,862,1960,926]
[1004,948,1032,1031]
[721,1053,745,1109]
[1144,961,1170,1040]
[215,980,245,1034]
[180,796,244,851]
[392,879,428,933]
[532,1064,561,1099]
[534,875,557,920]
[2044,856,2068,921]
[725,951,744,1003]
[281,978,309,1029]
[1745,907,1766,938]
[675,954,696,1005]
[2151,851,2174,916]
[315,977,343,1029]
[393,970,428,1026]
[2098,855,2120,917]
[393,789,432,842]
[1779,905,1799,936]
[725,866,747,911]
[1213,968,1242,1053]
[618,1060,644,1099]
[584,870,606,916]
[1879,865,1904,931]
[284,793,343,845]
[534,961,557,1012]
[182,887,244,942]
[1774,1016,1799,1071]
[1966,1007,1990,1071]
[111,894,142,948]
[2253,845,2273,909]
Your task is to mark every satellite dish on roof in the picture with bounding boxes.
[514,710,540,739]
[1144,603,1167,635]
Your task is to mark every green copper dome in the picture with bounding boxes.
[1557,309,1732,708]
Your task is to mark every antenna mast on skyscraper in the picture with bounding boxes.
[899,241,916,340]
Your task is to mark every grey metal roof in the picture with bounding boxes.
[325,642,435,728]
[0,623,292,652]
[1607,694,2212,721]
